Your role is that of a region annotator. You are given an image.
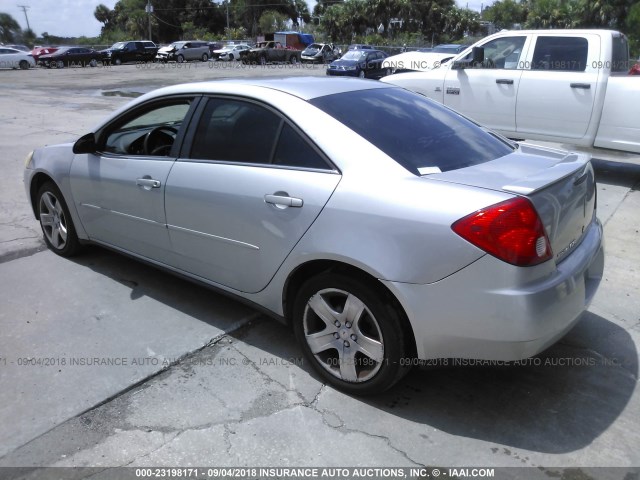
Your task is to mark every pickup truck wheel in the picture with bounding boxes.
[201,53,208,62]
[19,60,29,70]
[260,55,267,66]
[177,54,185,63]
[114,58,122,66]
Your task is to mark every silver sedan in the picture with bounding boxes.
[23,77,604,394]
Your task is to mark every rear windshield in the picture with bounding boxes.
[310,88,514,175]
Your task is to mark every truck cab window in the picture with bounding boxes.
[532,36,588,71]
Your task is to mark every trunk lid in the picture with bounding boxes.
[428,143,597,264]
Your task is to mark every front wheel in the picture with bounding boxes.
[114,58,122,66]
[290,55,298,65]
[201,53,208,62]
[177,54,185,63]
[358,70,365,78]
[19,60,30,70]
[293,272,410,395]
[37,182,81,257]
[56,60,65,69]
[89,58,98,67]
[260,55,267,66]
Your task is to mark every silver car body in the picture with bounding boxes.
[0,47,36,69]
[217,44,250,61]
[24,77,604,362]
[156,41,209,62]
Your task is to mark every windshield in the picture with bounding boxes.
[432,45,462,53]
[169,42,185,49]
[306,44,321,50]
[111,42,126,50]
[341,51,365,61]
[310,88,514,175]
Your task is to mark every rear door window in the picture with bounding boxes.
[531,36,589,71]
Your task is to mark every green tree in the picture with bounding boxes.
[258,10,289,33]
[0,12,21,43]
[482,0,526,29]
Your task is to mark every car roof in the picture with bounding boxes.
[145,76,395,102]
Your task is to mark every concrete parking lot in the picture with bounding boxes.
[0,64,639,473]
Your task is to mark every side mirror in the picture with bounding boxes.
[452,46,485,70]
[73,133,97,154]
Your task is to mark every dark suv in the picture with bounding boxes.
[100,41,158,65]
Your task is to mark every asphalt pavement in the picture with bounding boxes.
[0,63,639,472]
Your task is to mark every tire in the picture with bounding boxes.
[293,272,410,395]
[37,182,81,257]
[19,60,29,70]
[290,55,298,65]
[358,70,365,78]
[177,54,185,63]
[114,58,122,66]
[384,68,391,76]
[89,58,98,67]
[56,60,65,69]
[229,54,234,61]
[201,53,209,62]
[260,55,267,66]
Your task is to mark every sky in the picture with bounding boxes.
[1,0,485,39]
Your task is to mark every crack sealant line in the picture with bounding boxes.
[0,311,264,462]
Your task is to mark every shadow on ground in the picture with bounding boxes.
[69,245,638,456]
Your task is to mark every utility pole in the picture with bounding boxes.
[145,0,153,40]
[225,0,230,31]
[17,5,31,31]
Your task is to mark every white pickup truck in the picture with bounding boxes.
[382,29,640,154]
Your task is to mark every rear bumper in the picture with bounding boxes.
[383,218,604,360]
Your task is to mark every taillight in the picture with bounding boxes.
[452,197,553,267]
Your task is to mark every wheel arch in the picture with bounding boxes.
[282,259,417,358]
[29,172,57,220]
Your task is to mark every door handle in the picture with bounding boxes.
[496,79,514,85]
[570,83,591,89]
[136,178,161,189]
[264,194,303,208]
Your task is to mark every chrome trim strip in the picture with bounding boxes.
[167,224,260,250]
[79,203,160,226]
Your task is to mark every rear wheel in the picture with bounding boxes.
[293,272,410,395]
[37,182,81,257]
[19,60,29,70]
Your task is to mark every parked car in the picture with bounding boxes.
[383,29,639,153]
[301,43,339,63]
[23,77,604,394]
[348,44,373,50]
[30,46,59,61]
[100,41,157,65]
[327,49,389,78]
[38,47,101,68]
[0,47,35,69]
[216,44,251,61]
[241,41,302,65]
[5,44,30,51]
[155,41,210,63]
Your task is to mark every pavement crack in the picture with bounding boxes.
[119,431,181,467]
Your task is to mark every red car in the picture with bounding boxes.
[30,47,59,61]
